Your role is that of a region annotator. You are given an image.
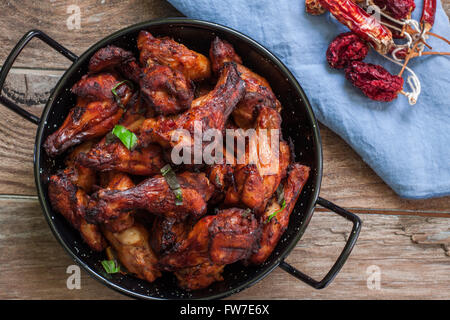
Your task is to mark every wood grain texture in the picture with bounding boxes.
[0,197,447,300]
[0,0,181,69]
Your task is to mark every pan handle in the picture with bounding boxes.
[279,197,361,289]
[0,29,78,125]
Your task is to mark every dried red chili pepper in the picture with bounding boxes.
[421,0,436,31]
[372,0,416,20]
[318,0,395,54]
[345,61,404,101]
[306,0,326,15]
[326,32,369,69]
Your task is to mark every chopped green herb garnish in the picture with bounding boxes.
[111,80,133,109]
[112,125,138,150]
[265,199,286,224]
[160,164,183,205]
[101,260,120,274]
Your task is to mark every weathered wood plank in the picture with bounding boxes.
[0,0,181,69]
[0,198,447,299]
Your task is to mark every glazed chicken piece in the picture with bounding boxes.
[86,171,214,224]
[150,216,193,255]
[78,135,166,176]
[140,64,194,116]
[99,172,136,233]
[102,223,161,282]
[174,262,225,291]
[139,62,245,149]
[137,30,211,81]
[43,73,133,157]
[247,163,310,265]
[223,107,290,213]
[64,141,96,193]
[159,208,260,271]
[210,37,281,128]
[88,45,141,84]
[48,169,106,252]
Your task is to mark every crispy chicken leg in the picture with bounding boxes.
[43,73,133,157]
[87,171,214,224]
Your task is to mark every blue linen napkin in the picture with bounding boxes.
[167,0,450,199]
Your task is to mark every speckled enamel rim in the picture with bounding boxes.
[33,18,323,300]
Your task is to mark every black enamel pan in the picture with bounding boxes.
[0,18,361,300]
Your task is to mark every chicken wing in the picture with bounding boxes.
[223,107,290,213]
[48,168,106,252]
[139,62,245,149]
[137,30,211,81]
[102,223,161,282]
[159,208,260,271]
[247,163,310,265]
[78,135,166,176]
[99,172,136,233]
[86,171,214,224]
[210,37,281,128]
[43,73,133,157]
[140,64,194,115]
[88,45,141,84]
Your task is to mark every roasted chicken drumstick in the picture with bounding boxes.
[86,171,215,224]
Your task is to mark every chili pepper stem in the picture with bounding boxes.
[398,41,419,77]
[427,32,450,45]
[417,51,450,56]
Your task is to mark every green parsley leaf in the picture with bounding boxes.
[101,260,120,274]
[112,125,138,150]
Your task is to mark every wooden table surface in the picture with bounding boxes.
[0,0,448,300]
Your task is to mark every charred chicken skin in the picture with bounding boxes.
[210,37,281,128]
[159,208,260,272]
[150,216,193,255]
[138,30,211,81]
[88,45,141,84]
[43,73,133,157]
[140,64,194,115]
[139,62,245,149]
[86,171,214,224]
[45,33,311,291]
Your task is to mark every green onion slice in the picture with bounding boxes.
[160,164,183,206]
[101,260,120,274]
[265,199,286,224]
[111,125,138,150]
[111,80,133,109]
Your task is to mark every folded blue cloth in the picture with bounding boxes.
[167,0,450,199]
